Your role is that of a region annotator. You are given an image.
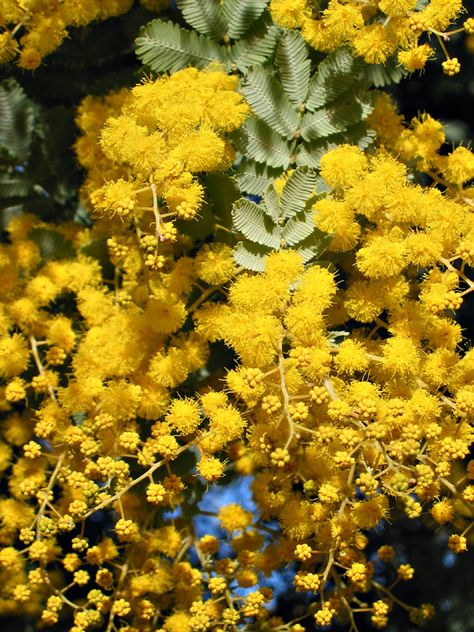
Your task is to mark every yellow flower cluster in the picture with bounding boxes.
[269,0,468,73]
[0,0,169,69]
[76,67,249,236]
[0,3,473,629]
[0,140,473,630]
[191,143,474,627]
[0,216,245,627]
[369,93,474,201]
[0,65,252,629]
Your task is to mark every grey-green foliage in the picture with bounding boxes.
[364,55,405,87]
[234,39,376,194]
[231,167,331,271]
[0,80,35,165]
[135,0,279,74]
[28,227,75,261]
[0,79,82,228]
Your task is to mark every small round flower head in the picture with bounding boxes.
[218,503,253,532]
[165,398,201,435]
[442,58,461,76]
[398,44,434,72]
[197,456,225,482]
[91,179,138,218]
[448,534,467,553]
[319,144,368,189]
[431,499,455,524]
[194,243,236,285]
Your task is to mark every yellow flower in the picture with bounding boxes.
[218,503,253,532]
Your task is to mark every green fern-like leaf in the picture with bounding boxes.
[0,79,35,164]
[330,121,376,150]
[306,48,364,112]
[240,65,299,138]
[28,227,75,261]
[233,240,269,271]
[232,198,281,248]
[300,107,343,141]
[282,212,315,246]
[0,173,32,198]
[275,30,311,106]
[205,172,240,229]
[280,167,317,218]
[223,0,270,40]
[233,160,282,195]
[301,90,374,141]
[296,228,332,264]
[294,141,328,168]
[235,117,292,169]
[364,56,405,87]
[176,0,226,38]
[295,121,375,167]
[135,20,223,73]
[311,46,359,84]
[228,21,279,71]
[262,186,280,222]
[231,167,330,269]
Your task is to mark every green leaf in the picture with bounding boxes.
[282,212,315,246]
[233,240,269,271]
[280,166,317,218]
[300,91,374,141]
[295,140,328,168]
[296,228,332,264]
[229,21,279,71]
[300,107,342,140]
[306,47,363,112]
[306,73,359,112]
[364,56,405,87]
[205,172,241,229]
[332,121,376,150]
[177,202,215,240]
[240,65,299,138]
[295,121,375,168]
[319,46,356,76]
[262,186,280,222]
[81,238,114,278]
[135,20,223,73]
[0,172,32,198]
[28,227,75,261]
[232,198,281,248]
[275,30,311,106]
[0,79,35,164]
[233,159,282,195]
[236,117,292,169]
[0,205,22,230]
[222,0,270,40]
[176,0,226,38]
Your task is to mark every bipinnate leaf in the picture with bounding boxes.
[222,0,270,40]
[275,30,311,106]
[262,186,280,222]
[232,198,281,248]
[236,117,292,169]
[176,0,226,38]
[240,65,299,138]
[29,227,75,261]
[282,212,315,246]
[0,79,35,164]
[280,167,317,218]
[233,160,282,195]
[296,228,333,264]
[228,21,279,71]
[233,240,269,271]
[135,20,223,73]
